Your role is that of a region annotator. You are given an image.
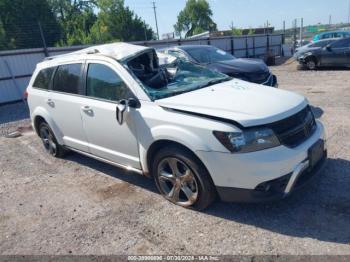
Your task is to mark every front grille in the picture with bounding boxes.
[267,106,317,148]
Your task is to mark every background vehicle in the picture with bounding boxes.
[312,31,350,42]
[27,43,326,210]
[297,37,350,70]
[161,45,278,87]
[294,38,338,59]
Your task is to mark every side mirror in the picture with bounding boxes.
[116,98,141,125]
[127,98,141,108]
[116,100,127,125]
[325,44,332,51]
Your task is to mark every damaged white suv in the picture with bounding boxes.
[27,43,327,210]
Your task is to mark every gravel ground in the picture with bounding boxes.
[0,61,349,255]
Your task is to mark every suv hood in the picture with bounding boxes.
[156,79,307,127]
[208,58,268,74]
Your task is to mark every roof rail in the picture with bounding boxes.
[44,48,100,61]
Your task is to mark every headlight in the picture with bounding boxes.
[213,128,280,153]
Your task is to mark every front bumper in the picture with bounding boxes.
[216,150,327,202]
[196,121,326,203]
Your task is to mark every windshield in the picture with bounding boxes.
[186,47,235,64]
[126,51,231,100]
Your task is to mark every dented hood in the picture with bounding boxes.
[156,79,307,127]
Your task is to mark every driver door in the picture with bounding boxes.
[79,61,141,169]
[322,38,350,66]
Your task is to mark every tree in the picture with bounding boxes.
[0,0,61,49]
[49,0,97,45]
[229,22,242,36]
[174,0,217,38]
[91,0,155,43]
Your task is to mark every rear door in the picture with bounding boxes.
[48,62,89,152]
[79,60,141,169]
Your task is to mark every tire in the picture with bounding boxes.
[38,122,67,158]
[152,145,216,210]
[306,57,317,70]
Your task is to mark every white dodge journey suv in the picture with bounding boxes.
[27,43,327,210]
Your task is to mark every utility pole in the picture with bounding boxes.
[329,15,332,25]
[144,20,148,41]
[293,19,297,55]
[152,1,160,40]
[38,21,48,57]
[300,18,303,46]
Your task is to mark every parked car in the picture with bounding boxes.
[312,31,350,42]
[297,37,350,70]
[27,43,327,210]
[294,38,338,60]
[161,45,278,87]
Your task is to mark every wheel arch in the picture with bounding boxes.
[305,55,319,65]
[32,107,64,145]
[144,139,213,182]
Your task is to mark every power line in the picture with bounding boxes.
[152,1,160,40]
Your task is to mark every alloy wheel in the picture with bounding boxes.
[40,126,57,156]
[307,60,316,70]
[157,157,199,207]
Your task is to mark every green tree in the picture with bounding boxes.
[49,0,97,45]
[174,0,217,38]
[92,0,155,43]
[229,22,242,36]
[0,0,61,50]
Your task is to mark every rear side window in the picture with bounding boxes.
[86,63,133,102]
[33,67,55,90]
[53,64,82,94]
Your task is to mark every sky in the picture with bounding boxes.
[124,0,350,37]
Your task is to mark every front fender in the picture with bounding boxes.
[32,107,64,145]
[138,124,212,174]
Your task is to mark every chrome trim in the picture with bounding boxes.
[66,146,144,175]
[284,160,309,194]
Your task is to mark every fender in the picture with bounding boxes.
[32,106,64,145]
[138,124,212,174]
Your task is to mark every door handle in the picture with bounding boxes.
[81,106,94,115]
[46,99,55,107]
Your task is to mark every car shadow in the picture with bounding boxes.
[205,158,350,244]
[65,152,158,194]
[316,66,350,71]
[310,105,324,119]
[65,152,350,245]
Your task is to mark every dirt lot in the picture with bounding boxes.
[0,61,349,255]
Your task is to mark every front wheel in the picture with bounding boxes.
[152,145,216,210]
[306,57,317,70]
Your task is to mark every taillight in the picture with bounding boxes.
[24,88,28,99]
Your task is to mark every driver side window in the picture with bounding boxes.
[86,63,133,102]
[331,39,350,49]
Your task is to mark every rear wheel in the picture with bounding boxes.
[152,145,216,210]
[39,122,67,158]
